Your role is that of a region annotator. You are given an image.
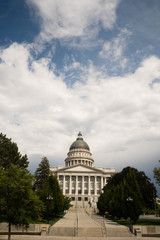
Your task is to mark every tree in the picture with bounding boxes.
[38,175,64,220]
[98,167,157,222]
[63,196,72,210]
[153,160,160,186]
[34,157,50,190]
[104,166,156,210]
[0,133,28,169]
[0,165,43,240]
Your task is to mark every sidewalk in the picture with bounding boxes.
[0,208,158,239]
[49,208,103,237]
[0,236,158,240]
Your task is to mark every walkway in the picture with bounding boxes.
[0,208,158,239]
[49,208,104,237]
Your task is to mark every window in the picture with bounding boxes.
[78,190,82,194]
[91,190,94,194]
[90,176,94,181]
[84,176,88,181]
[78,197,81,201]
[78,176,82,181]
[72,189,75,194]
[84,197,88,201]
[97,176,101,181]
[97,190,101,195]
[66,182,69,187]
[72,176,76,181]
[90,182,94,189]
[65,176,69,181]
[84,190,88,194]
[59,175,63,181]
[65,189,69,194]
[71,197,75,201]
[78,182,82,188]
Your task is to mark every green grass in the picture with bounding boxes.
[29,213,66,225]
[111,218,160,227]
[135,219,160,226]
[30,218,60,225]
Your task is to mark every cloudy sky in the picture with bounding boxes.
[0,0,160,192]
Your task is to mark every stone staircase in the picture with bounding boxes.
[49,208,103,237]
[77,227,103,237]
[48,208,134,237]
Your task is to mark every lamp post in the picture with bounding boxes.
[126,197,133,233]
[47,195,53,225]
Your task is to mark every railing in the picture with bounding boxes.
[74,205,78,236]
[85,208,107,237]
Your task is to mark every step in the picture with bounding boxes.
[78,227,103,237]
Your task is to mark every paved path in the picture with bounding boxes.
[0,236,158,240]
[49,208,104,237]
[0,208,159,239]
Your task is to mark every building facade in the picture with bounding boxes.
[50,132,115,207]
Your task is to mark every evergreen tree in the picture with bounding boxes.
[98,167,155,222]
[104,166,156,210]
[34,157,50,190]
[0,165,43,240]
[39,175,64,220]
[63,196,72,210]
[0,133,28,169]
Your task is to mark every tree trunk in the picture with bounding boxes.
[8,222,11,240]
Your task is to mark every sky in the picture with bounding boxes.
[0,0,160,194]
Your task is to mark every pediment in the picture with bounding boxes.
[57,164,102,173]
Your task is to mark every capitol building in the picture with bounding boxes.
[50,132,115,207]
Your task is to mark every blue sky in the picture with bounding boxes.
[0,0,160,194]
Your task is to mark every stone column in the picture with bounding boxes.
[69,175,71,195]
[88,176,90,195]
[101,176,103,192]
[82,176,84,195]
[94,176,97,195]
[101,176,103,188]
[75,175,78,195]
[63,175,65,195]
[104,177,107,185]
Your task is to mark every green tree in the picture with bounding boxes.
[0,133,28,169]
[0,165,43,240]
[63,196,72,210]
[38,175,64,220]
[153,160,160,186]
[98,167,156,222]
[34,157,50,190]
[104,166,156,210]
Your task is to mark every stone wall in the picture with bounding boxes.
[133,225,160,237]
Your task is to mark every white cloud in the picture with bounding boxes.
[99,28,132,68]
[0,43,160,177]
[26,0,120,47]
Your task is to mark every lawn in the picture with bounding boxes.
[112,218,160,227]
[30,213,66,225]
